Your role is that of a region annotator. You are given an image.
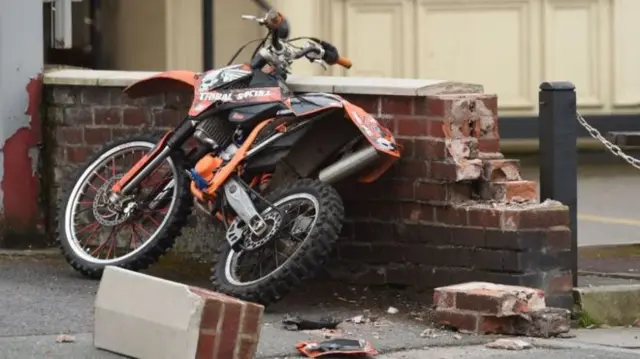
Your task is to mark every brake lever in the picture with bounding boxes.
[241,14,267,25]
[312,59,328,70]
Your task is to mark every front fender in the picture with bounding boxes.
[123,70,198,99]
[340,99,402,183]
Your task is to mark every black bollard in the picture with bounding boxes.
[538,82,578,287]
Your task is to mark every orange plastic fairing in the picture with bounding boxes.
[198,119,274,197]
[123,70,198,99]
[190,154,224,200]
[338,99,402,183]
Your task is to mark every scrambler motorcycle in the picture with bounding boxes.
[57,1,401,305]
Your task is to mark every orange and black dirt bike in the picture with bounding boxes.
[56,4,401,306]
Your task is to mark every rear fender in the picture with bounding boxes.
[340,99,402,183]
[123,70,198,99]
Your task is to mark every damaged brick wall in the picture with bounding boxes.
[44,85,573,309]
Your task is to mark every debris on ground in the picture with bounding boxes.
[485,338,533,350]
[387,306,399,314]
[282,314,342,331]
[432,282,571,337]
[346,312,379,325]
[419,328,446,339]
[302,328,345,339]
[55,334,76,343]
[296,338,379,357]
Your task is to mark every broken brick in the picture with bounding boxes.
[434,282,546,317]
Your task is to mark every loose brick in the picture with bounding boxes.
[433,290,456,309]
[515,307,571,338]
[480,180,537,202]
[434,282,545,316]
[482,159,521,181]
[433,308,479,332]
[435,307,570,336]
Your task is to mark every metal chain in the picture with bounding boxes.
[576,112,640,170]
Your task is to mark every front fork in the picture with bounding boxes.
[108,118,197,208]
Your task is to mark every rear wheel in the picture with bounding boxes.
[210,179,344,306]
[56,133,193,279]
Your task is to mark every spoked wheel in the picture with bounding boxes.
[210,179,344,306]
[57,134,192,279]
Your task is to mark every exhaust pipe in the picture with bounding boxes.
[318,145,379,184]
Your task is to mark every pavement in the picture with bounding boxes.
[2,252,640,359]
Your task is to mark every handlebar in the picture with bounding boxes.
[242,10,352,72]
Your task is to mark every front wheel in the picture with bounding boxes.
[56,133,193,279]
[210,179,344,306]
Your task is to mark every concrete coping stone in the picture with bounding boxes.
[42,69,484,97]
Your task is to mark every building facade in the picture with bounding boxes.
[49,0,640,119]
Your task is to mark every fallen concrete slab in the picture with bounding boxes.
[574,285,640,326]
[94,266,263,359]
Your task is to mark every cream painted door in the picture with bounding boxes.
[312,0,640,116]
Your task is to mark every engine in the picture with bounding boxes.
[194,117,237,151]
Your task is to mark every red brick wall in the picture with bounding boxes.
[44,85,573,308]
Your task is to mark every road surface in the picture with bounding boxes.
[2,254,640,358]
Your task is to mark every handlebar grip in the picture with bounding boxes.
[265,12,285,30]
[335,56,352,69]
